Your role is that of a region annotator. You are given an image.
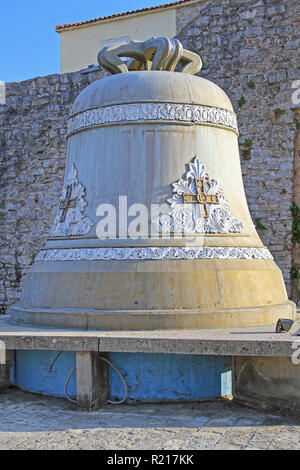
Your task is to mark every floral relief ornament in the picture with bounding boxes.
[50,163,94,237]
[67,103,238,136]
[158,157,244,234]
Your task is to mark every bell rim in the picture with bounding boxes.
[9,300,296,331]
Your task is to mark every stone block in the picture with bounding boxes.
[233,355,300,416]
[76,351,109,411]
[0,347,10,390]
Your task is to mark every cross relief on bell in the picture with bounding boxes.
[50,163,94,237]
[59,184,77,223]
[158,157,244,234]
[183,177,219,218]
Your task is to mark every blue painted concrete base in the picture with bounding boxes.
[11,351,232,402]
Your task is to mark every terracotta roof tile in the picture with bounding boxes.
[56,0,197,31]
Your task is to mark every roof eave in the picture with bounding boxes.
[56,0,200,33]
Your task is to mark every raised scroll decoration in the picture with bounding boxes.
[50,163,94,237]
[37,247,273,262]
[98,37,202,75]
[158,157,244,234]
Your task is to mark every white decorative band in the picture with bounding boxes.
[36,246,273,262]
[67,103,238,136]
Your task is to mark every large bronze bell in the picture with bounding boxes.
[10,38,296,329]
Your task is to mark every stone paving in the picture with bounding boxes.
[0,389,299,450]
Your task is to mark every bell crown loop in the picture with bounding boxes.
[97,37,202,75]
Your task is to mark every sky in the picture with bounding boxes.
[0,0,168,83]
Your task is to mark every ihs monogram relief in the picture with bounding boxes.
[50,163,94,237]
[158,157,244,234]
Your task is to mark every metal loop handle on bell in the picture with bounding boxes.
[97,37,202,75]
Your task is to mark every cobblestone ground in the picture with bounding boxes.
[0,389,299,450]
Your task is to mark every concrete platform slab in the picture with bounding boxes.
[1,315,299,357]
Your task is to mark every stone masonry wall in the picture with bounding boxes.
[177,0,300,301]
[0,70,105,313]
[0,0,299,314]
[176,0,212,33]
[291,106,300,302]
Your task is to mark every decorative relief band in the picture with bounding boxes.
[67,103,238,136]
[36,247,273,262]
